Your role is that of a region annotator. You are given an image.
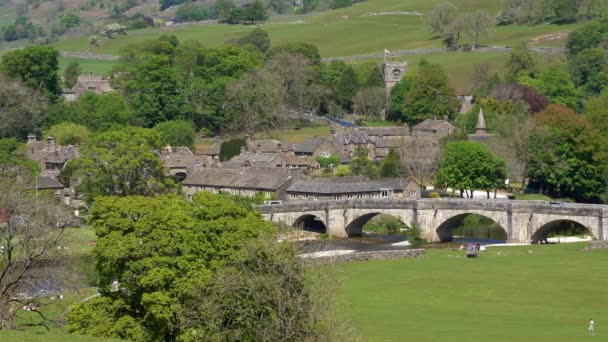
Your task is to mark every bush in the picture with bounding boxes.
[428,192,440,199]
[363,214,405,235]
[405,225,427,246]
[220,138,245,161]
[175,3,210,22]
[154,120,196,149]
[330,0,352,9]
[316,154,340,168]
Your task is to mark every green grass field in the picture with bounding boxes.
[52,0,587,58]
[0,5,14,27]
[336,242,608,341]
[58,57,117,75]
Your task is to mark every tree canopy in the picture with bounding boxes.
[1,46,61,101]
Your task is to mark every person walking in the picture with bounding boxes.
[589,318,595,336]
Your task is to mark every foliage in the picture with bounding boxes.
[399,61,460,124]
[66,193,282,341]
[69,127,173,199]
[0,138,38,176]
[160,0,187,11]
[229,27,270,53]
[568,47,608,96]
[0,180,71,329]
[350,146,378,178]
[174,3,209,22]
[506,44,537,80]
[0,75,49,140]
[566,21,608,56]
[353,87,386,116]
[436,141,507,197]
[1,46,61,101]
[44,123,91,146]
[330,0,352,9]
[219,138,245,161]
[405,225,426,246]
[428,2,459,39]
[379,148,403,178]
[63,61,81,89]
[267,42,321,65]
[363,214,405,234]
[46,92,134,132]
[335,65,359,112]
[154,120,196,149]
[584,90,608,134]
[552,0,580,23]
[316,153,340,168]
[334,164,352,177]
[386,76,413,122]
[61,10,81,29]
[519,61,577,108]
[2,16,44,42]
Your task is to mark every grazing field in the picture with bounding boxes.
[58,57,117,75]
[52,0,588,58]
[336,242,608,341]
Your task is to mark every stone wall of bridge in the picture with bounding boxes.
[259,199,608,243]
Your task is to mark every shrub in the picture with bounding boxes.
[220,138,245,161]
[330,0,352,9]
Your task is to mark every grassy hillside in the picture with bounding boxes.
[0,5,14,27]
[53,0,587,57]
[337,242,608,341]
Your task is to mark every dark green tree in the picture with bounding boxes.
[379,148,403,178]
[0,75,49,140]
[350,146,378,178]
[154,120,196,149]
[506,44,537,80]
[552,0,580,22]
[1,46,61,101]
[70,127,174,199]
[387,76,412,122]
[335,65,359,112]
[63,61,81,89]
[242,0,268,24]
[436,141,507,198]
[401,61,460,124]
[267,42,321,65]
[231,27,271,53]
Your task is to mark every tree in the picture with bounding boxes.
[226,68,286,132]
[506,44,537,80]
[335,66,360,112]
[436,141,507,198]
[379,148,403,178]
[70,127,174,199]
[61,10,81,28]
[230,27,271,53]
[428,2,459,39]
[524,61,577,108]
[464,11,495,50]
[154,120,196,149]
[566,21,607,56]
[568,48,608,95]
[584,90,608,134]
[44,123,91,146]
[63,61,81,89]
[0,138,38,176]
[316,154,340,168]
[213,0,237,22]
[241,0,268,24]
[552,0,581,22]
[267,42,321,65]
[0,180,71,329]
[387,76,413,122]
[0,75,48,140]
[65,193,282,341]
[350,146,378,178]
[401,61,460,124]
[353,87,386,116]
[265,52,316,110]
[174,3,209,22]
[496,110,536,191]
[1,46,61,101]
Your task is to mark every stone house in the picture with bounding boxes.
[63,74,114,101]
[182,167,301,200]
[158,146,211,181]
[331,130,374,158]
[224,151,320,169]
[411,119,457,138]
[26,135,79,177]
[286,176,421,201]
[362,126,410,141]
[372,136,407,159]
[293,136,340,158]
[246,139,293,154]
[196,141,221,159]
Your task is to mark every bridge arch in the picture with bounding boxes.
[531,219,595,243]
[435,213,508,242]
[293,214,327,234]
[345,212,408,237]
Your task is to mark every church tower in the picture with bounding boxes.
[475,108,488,134]
[382,61,407,93]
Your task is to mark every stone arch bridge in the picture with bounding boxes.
[258,199,608,243]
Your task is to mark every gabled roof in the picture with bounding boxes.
[413,119,456,132]
[293,136,324,154]
[197,142,221,156]
[287,177,415,194]
[364,126,409,137]
[246,139,293,153]
[373,137,404,149]
[29,176,64,190]
[333,132,370,145]
[183,167,296,191]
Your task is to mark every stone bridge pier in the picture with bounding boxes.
[259,199,608,244]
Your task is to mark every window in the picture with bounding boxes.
[290,194,298,199]
[320,151,330,157]
[347,194,353,199]
[380,189,393,198]
[314,195,319,200]
[334,195,342,200]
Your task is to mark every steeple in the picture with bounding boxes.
[475,108,488,134]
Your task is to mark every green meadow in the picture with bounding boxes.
[337,242,608,341]
[53,0,586,58]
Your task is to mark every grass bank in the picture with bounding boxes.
[336,242,608,341]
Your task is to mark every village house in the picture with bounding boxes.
[63,73,114,101]
[293,136,340,158]
[196,141,221,159]
[246,139,293,154]
[372,136,407,159]
[361,126,410,141]
[26,135,79,177]
[158,146,211,181]
[182,166,301,200]
[286,176,421,201]
[411,119,457,138]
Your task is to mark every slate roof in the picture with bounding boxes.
[333,132,371,145]
[246,139,293,153]
[293,136,324,154]
[228,152,283,166]
[373,137,404,149]
[183,167,296,190]
[29,176,64,190]
[412,119,456,132]
[364,126,409,137]
[197,142,221,156]
[279,153,319,167]
[286,177,415,194]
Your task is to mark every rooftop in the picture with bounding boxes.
[183,167,297,190]
[287,177,415,194]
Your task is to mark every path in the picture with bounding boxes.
[60,45,566,63]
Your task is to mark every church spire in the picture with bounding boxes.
[475,108,488,134]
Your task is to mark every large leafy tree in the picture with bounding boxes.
[350,146,378,178]
[1,46,61,101]
[66,193,277,341]
[69,127,173,199]
[436,141,507,198]
[400,61,460,124]
[379,148,403,178]
[335,65,359,112]
[0,75,48,140]
[44,122,91,146]
[154,120,196,149]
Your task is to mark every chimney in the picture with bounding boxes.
[47,136,56,152]
[27,133,37,143]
